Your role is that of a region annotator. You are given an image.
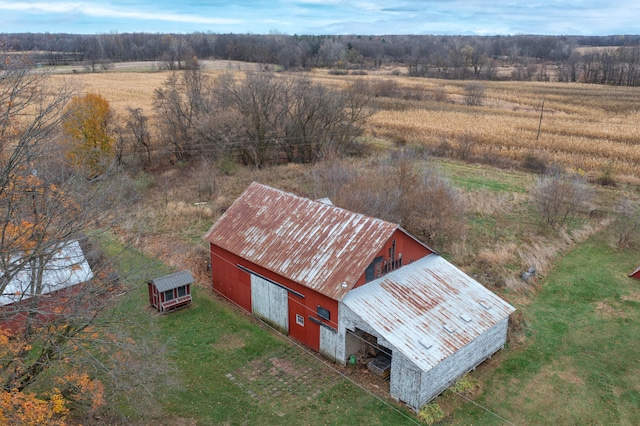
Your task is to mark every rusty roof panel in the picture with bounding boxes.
[203,182,400,300]
[342,254,515,372]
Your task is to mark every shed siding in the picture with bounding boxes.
[390,354,423,409]
[319,325,340,361]
[418,317,509,406]
[251,274,288,334]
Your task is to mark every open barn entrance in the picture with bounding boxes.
[345,328,392,380]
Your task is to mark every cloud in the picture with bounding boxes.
[0,1,241,25]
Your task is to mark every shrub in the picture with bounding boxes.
[418,403,445,425]
[530,172,591,227]
[523,153,548,174]
[595,162,616,187]
[464,82,486,106]
[449,374,479,395]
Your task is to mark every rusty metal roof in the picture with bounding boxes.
[342,254,515,372]
[203,182,400,300]
[151,270,194,292]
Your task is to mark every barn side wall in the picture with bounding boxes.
[210,244,339,352]
[417,317,510,407]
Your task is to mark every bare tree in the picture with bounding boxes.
[530,171,591,227]
[214,70,288,168]
[153,67,215,160]
[464,82,486,106]
[613,196,640,248]
[125,107,153,166]
[311,149,465,248]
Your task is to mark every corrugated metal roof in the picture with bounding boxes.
[342,254,515,372]
[151,270,194,292]
[203,182,400,300]
[1,240,93,307]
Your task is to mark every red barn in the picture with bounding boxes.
[204,182,433,352]
[203,182,514,410]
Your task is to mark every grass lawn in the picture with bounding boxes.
[449,230,640,425]
[106,239,419,425]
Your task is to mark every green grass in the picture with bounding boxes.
[103,237,419,425]
[437,160,532,193]
[449,230,640,425]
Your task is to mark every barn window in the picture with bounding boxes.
[296,314,304,326]
[164,289,174,301]
[317,306,330,321]
[177,286,187,297]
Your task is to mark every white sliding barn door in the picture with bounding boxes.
[251,274,289,334]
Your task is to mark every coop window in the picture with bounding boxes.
[296,314,304,326]
[177,286,187,297]
[164,289,174,301]
[317,306,330,321]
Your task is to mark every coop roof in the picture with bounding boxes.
[0,240,93,307]
[151,270,194,292]
[342,254,515,372]
[203,182,430,300]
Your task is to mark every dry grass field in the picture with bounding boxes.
[51,63,640,181]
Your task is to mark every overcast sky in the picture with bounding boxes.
[2,1,639,36]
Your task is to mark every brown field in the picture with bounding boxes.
[50,62,640,179]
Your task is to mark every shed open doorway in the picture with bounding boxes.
[346,328,392,380]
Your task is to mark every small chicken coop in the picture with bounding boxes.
[148,270,194,312]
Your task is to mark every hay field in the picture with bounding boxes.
[52,65,640,179]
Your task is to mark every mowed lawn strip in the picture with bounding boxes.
[451,231,640,424]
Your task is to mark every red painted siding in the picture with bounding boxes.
[0,284,84,333]
[353,229,434,289]
[210,243,338,351]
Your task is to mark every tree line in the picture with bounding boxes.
[3,32,640,85]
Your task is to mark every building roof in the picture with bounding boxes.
[629,264,640,279]
[1,240,93,307]
[151,270,194,292]
[203,182,408,300]
[342,254,515,372]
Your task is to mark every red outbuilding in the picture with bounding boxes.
[0,240,93,333]
[630,265,640,280]
[203,182,515,410]
[148,270,194,312]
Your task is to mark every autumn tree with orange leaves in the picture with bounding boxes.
[0,48,134,424]
[62,93,115,178]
